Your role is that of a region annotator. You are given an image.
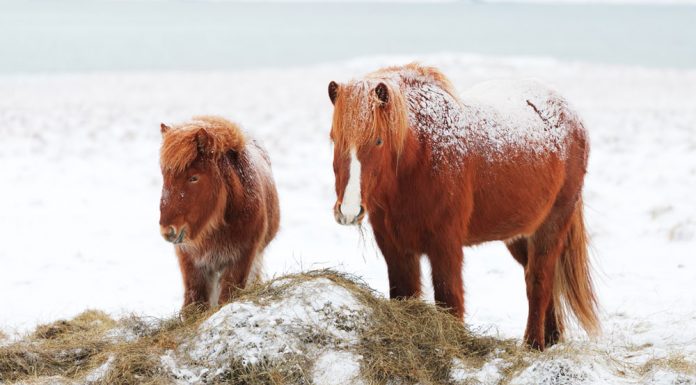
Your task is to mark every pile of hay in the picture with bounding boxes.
[0,270,693,385]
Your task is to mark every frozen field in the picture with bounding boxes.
[0,53,695,371]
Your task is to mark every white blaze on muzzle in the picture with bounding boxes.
[340,148,362,222]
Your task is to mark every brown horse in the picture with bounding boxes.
[328,63,598,350]
[159,116,279,310]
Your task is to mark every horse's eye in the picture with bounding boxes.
[188,175,199,183]
[376,137,383,146]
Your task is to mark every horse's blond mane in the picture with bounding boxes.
[160,115,246,173]
[372,63,460,101]
[331,63,459,155]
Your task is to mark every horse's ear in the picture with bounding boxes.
[375,82,389,105]
[195,128,211,155]
[226,149,239,163]
[160,123,171,135]
[328,81,339,105]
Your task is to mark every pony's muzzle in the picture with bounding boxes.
[334,203,366,225]
[161,225,186,244]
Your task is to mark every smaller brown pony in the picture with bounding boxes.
[159,116,279,310]
[328,63,599,350]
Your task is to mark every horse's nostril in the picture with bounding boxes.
[358,206,365,217]
[161,225,178,242]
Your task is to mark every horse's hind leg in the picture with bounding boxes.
[544,299,563,346]
[428,245,464,319]
[506,238,528,267]
[524,206,575,350]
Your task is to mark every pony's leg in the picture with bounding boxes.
[545,301,563,346]
[428,246,464,319]
[506,238,528,267]
[524,209,574,350]
[375,232,421,299]
[176,249,210,310]
[508,238,561,345]
[218,250,256,305]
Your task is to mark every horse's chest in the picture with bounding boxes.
[193,247,240,272]
[376,185,469,252]
[378,209,432,252]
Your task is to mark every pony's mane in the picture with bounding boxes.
[331,63,460,155]
[160,115,246,173]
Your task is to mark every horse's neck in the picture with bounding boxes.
[375,133,423,203]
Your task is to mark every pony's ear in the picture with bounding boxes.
[195,128,211,155]
[160,123,171,134]
[226,149,239,164]
[375,82,389,105]
[328,81,339,105]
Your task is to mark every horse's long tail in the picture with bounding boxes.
[554,198,600,337]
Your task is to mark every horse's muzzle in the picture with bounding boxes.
[161,226,186,244]
[334,204,366,226]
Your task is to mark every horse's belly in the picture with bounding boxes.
[464,160,566,244]
[465,203,550,244]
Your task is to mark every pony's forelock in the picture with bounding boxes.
[330,63,457,156]
[331,78,409,155]
[160,115,246,174]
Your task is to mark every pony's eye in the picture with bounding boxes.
[376,137,383,146]
[188,175,199,183]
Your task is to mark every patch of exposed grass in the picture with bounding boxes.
[353,287,525,384]
[31,310,116,340]
[0,308,206,384]
[640,354,696,377]
[211,356,313,385]
[0,310,115,382]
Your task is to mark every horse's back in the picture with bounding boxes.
[458,78,587,166]
[462,78,584,153]
[460,79,588,243]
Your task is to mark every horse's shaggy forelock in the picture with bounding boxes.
[160,115,247,174]
[331,63,460,156]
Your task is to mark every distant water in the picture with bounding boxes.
[1,1,695,73]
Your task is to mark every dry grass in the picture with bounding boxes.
[0,308,213,385]
[96,309,215,385]
[1,270,692,385]
[640,354,696,377]
[0,310,114,382]
[210,356,313,385]
[235,270,529,385]
[0,271,526,385]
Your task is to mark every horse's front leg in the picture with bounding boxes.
[374,231,421,299]
[218,248,257,305]
[176,248,210,311]
[428,244,464,320]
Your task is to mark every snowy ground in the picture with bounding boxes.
[1,54,695,368]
